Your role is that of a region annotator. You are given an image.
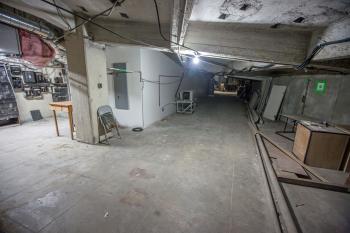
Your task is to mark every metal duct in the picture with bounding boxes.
[0,8,54,39]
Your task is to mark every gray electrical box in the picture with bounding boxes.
[113,63,129,110]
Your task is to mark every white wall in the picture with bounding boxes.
[106,45,210,128]
[140,49,183,127]
[16,92,53,122]
[105,45,143,128]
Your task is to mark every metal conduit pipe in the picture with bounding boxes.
[297,37,350,70]
[0,8,55,39]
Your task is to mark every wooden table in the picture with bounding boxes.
[49,101,74,140]
[276,114,320,141]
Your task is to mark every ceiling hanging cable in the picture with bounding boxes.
[152,0,199,54]
[52,0,72,29]
[101,0,125,16]
[296,37,350,70]
[107,67,180,85]
[40,0,167,49]
[53,0,124,42]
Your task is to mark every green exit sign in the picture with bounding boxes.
[315,80,327,94]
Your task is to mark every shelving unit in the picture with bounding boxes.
[0,63,19,125]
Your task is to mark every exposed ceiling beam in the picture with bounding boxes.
[0,0,74,30]
[85,19,170,49]
[308,18,350,61]
[183,21,313,64]
[170,0,182,46]
[170,0,194,52]
[178,0,194,46]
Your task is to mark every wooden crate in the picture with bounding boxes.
[292,121,350,170]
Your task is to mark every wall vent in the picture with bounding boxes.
[218,13,229,20]
[293,17,305,23]
[240,4,250,11]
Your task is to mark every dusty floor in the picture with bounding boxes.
[0,96,278,233]
[259,120,350,233]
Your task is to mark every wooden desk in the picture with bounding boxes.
[293,121,350,170]
[276,114,320,141]
[49,101,74,140]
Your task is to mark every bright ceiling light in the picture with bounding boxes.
[192,55,200,64]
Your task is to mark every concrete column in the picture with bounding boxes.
[65,25,108,144]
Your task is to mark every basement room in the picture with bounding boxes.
[0,0,349,233]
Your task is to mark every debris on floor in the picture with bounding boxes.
[120,189,148,207]
[129,168,155,179]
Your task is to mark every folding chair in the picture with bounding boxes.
[97,105,121,144]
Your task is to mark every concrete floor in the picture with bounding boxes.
[259,120,350,233]
[0,96,278,233]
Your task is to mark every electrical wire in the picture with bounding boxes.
[101,0,124,16]
[132,127,143,132]
[152,0,199,54]
[52,0,72,30]
[144,75,181,85]
[43,0,200,59]
[297,37,350,70]
[40,0,168,49]
[107,68,181,85]
[143,79,180,85]
[49,0,347,72]
[53,0,124,42]
[175,73,185,98]
[247,64,274,72]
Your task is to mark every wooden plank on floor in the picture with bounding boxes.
[277,175,350,193]
[260,132,328,182]
[263,138,309,177]
[264,136,350,193]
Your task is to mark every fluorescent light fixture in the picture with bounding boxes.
[192,56,200,64]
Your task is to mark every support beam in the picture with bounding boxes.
[65,24,108,144]
[170,0,194,56]
[1,0,74,30]
[170,0,182,45]
[178,0,194,46]
[183,22,313,64]
[85,19,170,49]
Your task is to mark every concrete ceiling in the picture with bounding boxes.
[56,0,172,23]
[1,0,172,30]
[178,0,350,72]
[191,0,350,27]
[0,0,349,74]
[0,0,74,30]
[0,0,173,50]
